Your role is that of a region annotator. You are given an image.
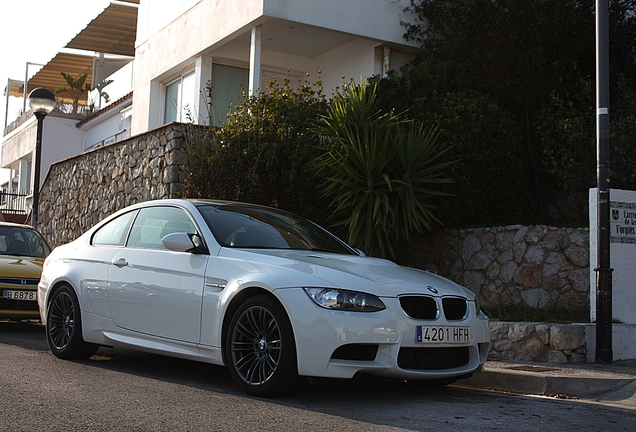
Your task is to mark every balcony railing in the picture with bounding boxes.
[0,191,28,214]
[4,101,90,137]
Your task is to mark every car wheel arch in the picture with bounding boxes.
[45,279,79,315]
[220,287,290,365]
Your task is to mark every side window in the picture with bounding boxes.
[127,206,196,250]
[164,70,195,124]
[92,211,136,246]
[22,229,51,257]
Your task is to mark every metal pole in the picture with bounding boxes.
[5,78,24,129]
[22,62,45,113]
[595,0,613,364]
[30,112,44,228]
[5,78,10,129]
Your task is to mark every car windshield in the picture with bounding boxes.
[0,225,51,258]
[197,204,355,255]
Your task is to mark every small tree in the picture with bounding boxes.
[54,73,91,114]
[312,80,453,258]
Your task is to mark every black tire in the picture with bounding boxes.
[46,285,98,359]
[225,295,299,397]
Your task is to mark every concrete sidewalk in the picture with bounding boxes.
[456,359,636,408]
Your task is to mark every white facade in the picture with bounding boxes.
[1,114,85,191]
[2,0,419,212]
[132,0,419,132]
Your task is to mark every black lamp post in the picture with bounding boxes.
[27,87,56,228]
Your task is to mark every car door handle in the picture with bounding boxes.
[111,258,128,267]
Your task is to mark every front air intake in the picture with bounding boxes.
[398,347,470,370]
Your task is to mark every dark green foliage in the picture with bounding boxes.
[427,92,525,226]
[402,0,636,224]
[539,74,636,197]
[611,76,636,190]
[183,78,330,223]
[538,77,596,195]
[403,0,595,121]
[312,81,453,258]
[375,60,526,227]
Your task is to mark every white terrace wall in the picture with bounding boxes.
[38,123,190,248]
[413,225,590,311]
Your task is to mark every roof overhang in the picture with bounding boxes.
[6,1,138,100]
[3,80,23,98]
[65,1,138,56]
[27,52,95,98]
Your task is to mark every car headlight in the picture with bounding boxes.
[303,288,385,312]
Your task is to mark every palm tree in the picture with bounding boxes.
[312,80,454,258]
[54,73,91,114]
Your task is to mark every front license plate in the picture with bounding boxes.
[3,290,37,301]
[417,326,470,343]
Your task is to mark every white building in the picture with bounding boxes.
[1,0,419,220]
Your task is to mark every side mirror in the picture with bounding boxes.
[162,232,206,253]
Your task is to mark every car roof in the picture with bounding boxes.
[0,221,38,230]
[138,199,285,212]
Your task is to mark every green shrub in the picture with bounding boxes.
[376,60,526,227]
[311,80,453,258]
[425,91,526,227]
[183,78,330,222]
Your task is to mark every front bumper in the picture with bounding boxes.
[0,289,40,320]
[275,289,490,380]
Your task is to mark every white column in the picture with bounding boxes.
[383,47,391,77]
[195,55,213,125]
[249,25,262,96]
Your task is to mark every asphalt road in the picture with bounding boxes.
[1,321,634,432]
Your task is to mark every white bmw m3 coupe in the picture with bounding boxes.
[39,199,489,396]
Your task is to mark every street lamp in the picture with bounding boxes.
[27,87,56,228]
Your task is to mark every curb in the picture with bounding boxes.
[455,363,636,399]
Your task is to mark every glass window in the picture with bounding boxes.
[127,206,196,250]
[25,159,32,193]
[164,70,196,123]
[0,225,51,258]
[92,211,136,247]
[197,204,354,254]
[210,64,249,126]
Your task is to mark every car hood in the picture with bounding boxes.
[0,255,45,278]
[218,248,473,299]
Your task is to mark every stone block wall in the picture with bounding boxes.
[414,225,590,310]
[36,122,590,317]
[489,322,587,364]
[38,123,189,247]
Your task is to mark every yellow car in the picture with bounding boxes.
[0,221,51,320]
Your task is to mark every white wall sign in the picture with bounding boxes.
[611,201,636,243]
[590,188,636,328]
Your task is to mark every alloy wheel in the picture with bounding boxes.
[230,305,282,386]
[48,291,75,351]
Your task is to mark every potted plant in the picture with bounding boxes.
[54,72,91,114]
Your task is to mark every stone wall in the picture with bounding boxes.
[38,123,189,247]
[489,322,587,364]
[414,225,590,310]
[37,124,591,309]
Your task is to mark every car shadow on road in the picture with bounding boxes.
[2,321,635,431]
[83,343,476,405]
[0,320,48,351]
